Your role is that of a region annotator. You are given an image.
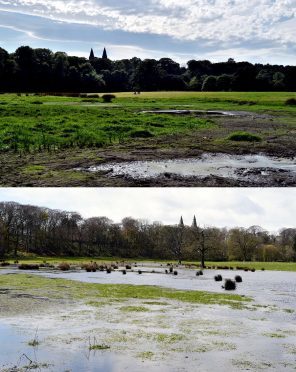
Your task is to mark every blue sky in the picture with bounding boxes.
[0,188,295,232]
[0,0,295,64]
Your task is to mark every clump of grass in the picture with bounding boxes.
[285,98,296,106]
[130,129,154,138]
[214,274,223,282]
[120,306,149,312]
[125,265,132,270]
[89,344,110,350]
[122,269,127,275]
[173,270,178,276]
[138,270,142,274]
[18,263,39,270]
[0,261,10,267]
[227,131,262,142]
[58,262,70,271]
[223,279,236,291]
[84,263,97,272]
[28,339,39,347]
[102,94,116,103]
[235,275,243,283]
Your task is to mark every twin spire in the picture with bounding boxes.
[179,215,198,228]
[89,47,108,60]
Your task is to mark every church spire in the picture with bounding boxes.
[89,48,95,60]
[102,47,108,59]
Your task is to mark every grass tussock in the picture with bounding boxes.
[227,131,262,142]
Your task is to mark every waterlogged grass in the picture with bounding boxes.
[0,274,251,309]
[0,92,295,153]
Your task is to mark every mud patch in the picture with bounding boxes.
[78,153,296,186]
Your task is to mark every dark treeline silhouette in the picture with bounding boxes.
[0,46,295,92]
[0,202,295,263]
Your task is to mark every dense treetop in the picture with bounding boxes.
[0,46,295,92]
[0,201,295,263]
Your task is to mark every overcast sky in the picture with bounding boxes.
[0,188,295,232]
[0,0,295,64]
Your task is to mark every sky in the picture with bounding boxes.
[0,0,295,65]
[0,188,295,232]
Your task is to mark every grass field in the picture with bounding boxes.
[0,91,295,186]
[3,256,296,271]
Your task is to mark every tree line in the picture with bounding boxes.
[0,202,295,264]
[0,46,295,93]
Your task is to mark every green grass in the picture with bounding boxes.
[5,256,296,272]
[227,131,262,142]
[0,274,251,309]
[0,92,295,153]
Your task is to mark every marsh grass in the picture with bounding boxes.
[0,274,251,309]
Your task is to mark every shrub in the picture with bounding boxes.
[106,267,112,274]
[235,275,243,283]
[223,279,236,290]
[85,263,97,272]
[102,94,116,103]
[169,266,173,273]
[130,130,154,138]
[58,262,70,271]
[173,271,178,276]
[214,274,223,282]
[0,262,10,267]
[138,270,142,274]
[285,98,296,106]
[198,270,203,276]
[251,268,256,272]
[122,270,127,275]
[18,264,39,270]
[126,264,132,270]
[227,131,262,142]
[196,271,200,276]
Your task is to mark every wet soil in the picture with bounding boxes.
[0,112,295,186]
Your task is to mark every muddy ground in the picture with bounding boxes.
[1,113,295,186]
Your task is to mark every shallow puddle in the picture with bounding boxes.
[80,153,296,184]
[141,109,266,117]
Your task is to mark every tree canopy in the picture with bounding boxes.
[0,46,295,92]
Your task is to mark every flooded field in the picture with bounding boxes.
[80,153,296,186]
[0,264,295,371]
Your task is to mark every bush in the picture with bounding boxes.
[198,270,203,276]
[85,263,97,272]
[173,270,178,276]
[228,131,262,142]
[130,130,154,138]
[106,267,112,274]
[0,262,10,267]
[223,279,236,290]
[214,274,222,282]
[58,262,70,271]
[102,94,116,103]
[122,269,127,275]
[196,271,200,276]
[126,264,132,270]
[18,264,39,270]
[285,98,296,106]
[235,275,243,283]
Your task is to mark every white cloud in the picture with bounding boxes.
[0,0,295,46]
